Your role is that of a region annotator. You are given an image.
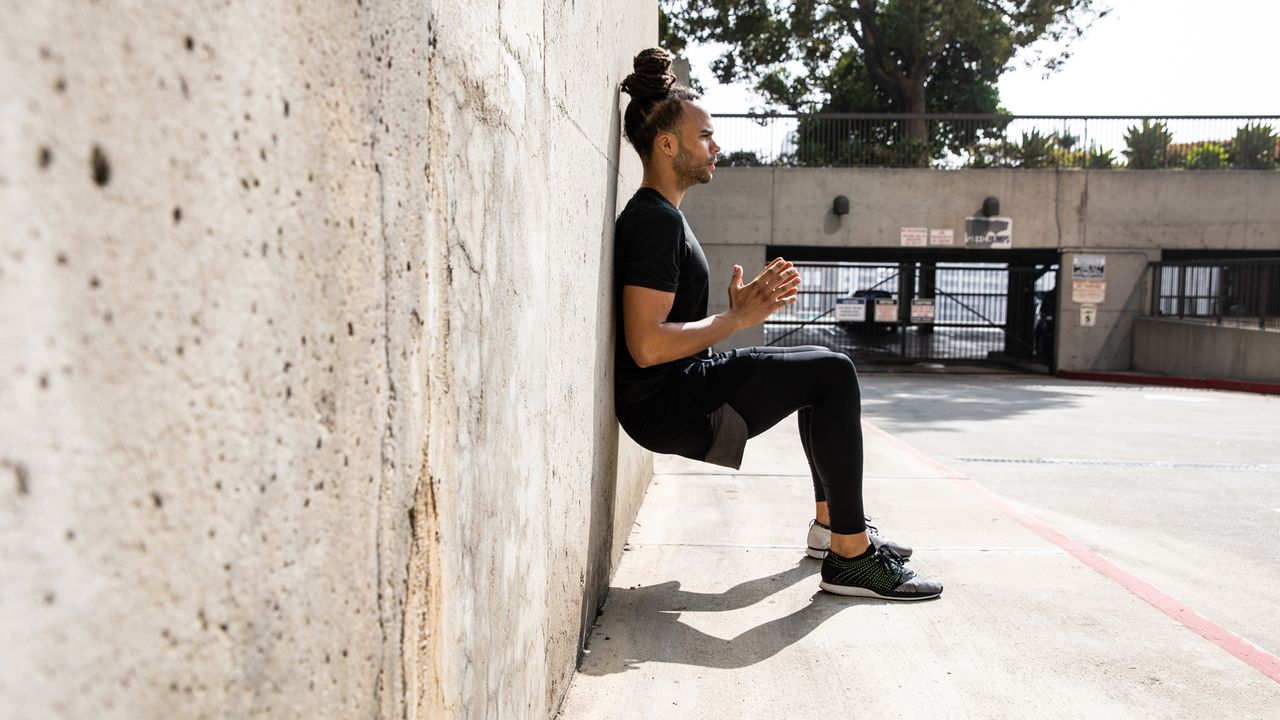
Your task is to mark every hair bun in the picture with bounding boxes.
[621,47,676,101]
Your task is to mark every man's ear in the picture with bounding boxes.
[655,131,676,158]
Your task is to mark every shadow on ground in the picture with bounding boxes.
[580,557,921,675]
[861,376,1088,429]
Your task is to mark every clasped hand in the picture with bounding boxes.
[726,257,801,328]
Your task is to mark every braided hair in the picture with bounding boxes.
[620,48,700,163]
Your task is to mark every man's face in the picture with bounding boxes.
[671,102,720,187]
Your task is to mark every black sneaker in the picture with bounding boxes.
[819,544,943,601]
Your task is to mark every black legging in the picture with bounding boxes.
[720,345,866,535]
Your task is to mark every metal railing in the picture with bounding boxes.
[712,114,1280,170]
[1148,258,1280,331]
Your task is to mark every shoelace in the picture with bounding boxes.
[874,546,908,582]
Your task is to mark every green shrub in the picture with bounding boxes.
[1051,147,1085,167]
[1186,143,1226,169]
[1123,120,1172,169]
[1086,145,1115,169]
[1013,129,1056,168]
[1232,123,1277,169]
[722,150,766,167]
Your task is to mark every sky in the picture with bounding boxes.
[683,0,1278,117]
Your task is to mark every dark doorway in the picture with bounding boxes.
[763,247,1057,369]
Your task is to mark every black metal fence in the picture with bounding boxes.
[1149,258,1280,331]
[765,261,1057,364]
[712,114,1280,170]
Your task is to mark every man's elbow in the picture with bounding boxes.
[627,340,660,369]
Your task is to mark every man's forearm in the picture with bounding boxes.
[630,312,744,368]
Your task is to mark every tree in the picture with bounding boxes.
[662,0,1110,149]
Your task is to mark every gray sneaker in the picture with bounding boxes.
[805,518,913,560]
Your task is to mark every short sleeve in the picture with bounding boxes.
[622,210,684,293]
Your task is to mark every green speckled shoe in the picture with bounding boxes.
[819,544,942,601]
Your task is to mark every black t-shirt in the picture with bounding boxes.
[614,188,710,402]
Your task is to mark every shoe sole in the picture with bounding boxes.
[818,581,941,601]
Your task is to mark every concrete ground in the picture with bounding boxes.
[558,374,1280,719]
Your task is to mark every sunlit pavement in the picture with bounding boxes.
[558,374,1280,719]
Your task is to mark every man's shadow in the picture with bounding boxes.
[579,556,908,675]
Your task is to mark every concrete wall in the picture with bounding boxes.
[1133,318,1280,383]
[682,168,1280,370]
[0,2,654,718]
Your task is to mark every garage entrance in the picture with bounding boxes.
[763,247,1059,369]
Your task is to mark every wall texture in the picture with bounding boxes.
[0,2,654,718]
[1133,318,1280,383]
[681,168,1280,371]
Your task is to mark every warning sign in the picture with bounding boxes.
[910,299,935,324]
[964,217,1013,249]
[929,229,954,246]
[834,297,867,322]
[900,227,928,247]
[1072,280,1106,303]
[1071,255,1107,303]
[874,298,898,322]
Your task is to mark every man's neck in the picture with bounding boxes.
[639,169,687,208]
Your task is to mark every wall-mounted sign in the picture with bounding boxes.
[964,217,1013,249]
[1071,254,1107,303]
[910,298,935,324]
[834,297,867,322]
[1072,255,1106,280]
[874,298,898,322]
[929,229,954,246]
[900,227,928,247]
[1080,304,1098,327]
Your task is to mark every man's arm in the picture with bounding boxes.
[622,258,801,369]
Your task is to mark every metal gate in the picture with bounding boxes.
[764,261,1058,366]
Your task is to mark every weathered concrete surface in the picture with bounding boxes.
[559,374,1280,719]
[1133,317,1280,383]
[682,168,1280,371]
[685,168,1280,252]
[1,1,654,718]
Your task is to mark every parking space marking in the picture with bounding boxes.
[862,419,1280,684]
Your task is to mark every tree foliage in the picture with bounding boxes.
[660,0,1110,116]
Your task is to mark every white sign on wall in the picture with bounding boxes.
[900,227,928,247]
[929,229,955,246]
[1080,304,1098,327]
[964,217,1013,249]
[1071,254,1107,303]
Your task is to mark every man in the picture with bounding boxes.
[612,48,941,601]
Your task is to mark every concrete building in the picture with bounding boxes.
[1,1,656,717]
[681,167,1280,377]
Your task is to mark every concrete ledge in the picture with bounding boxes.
[1056,369,1280,395]
[1131,316,1280,384]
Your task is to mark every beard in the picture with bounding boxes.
[673,139,713,188]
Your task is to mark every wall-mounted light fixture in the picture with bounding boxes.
[832,195,850,216]
[982,196,1000,217]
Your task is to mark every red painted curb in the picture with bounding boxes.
[1055,370,1280,396]
[861,419,1280,684]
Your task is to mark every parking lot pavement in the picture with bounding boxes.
[558,374,1280,719]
